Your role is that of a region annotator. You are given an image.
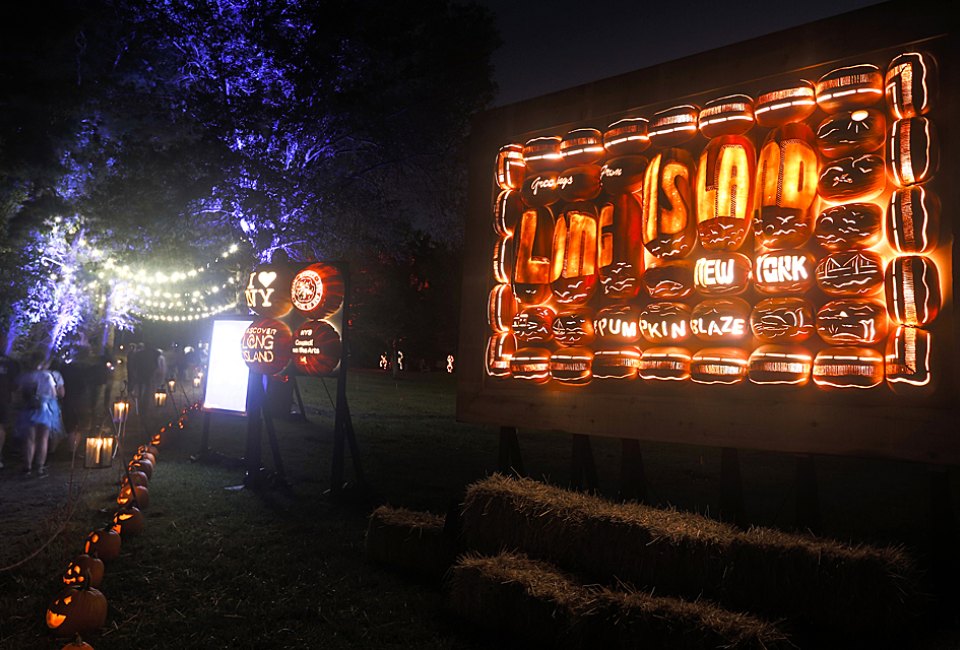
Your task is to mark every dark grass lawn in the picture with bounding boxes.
[1,368,958,649]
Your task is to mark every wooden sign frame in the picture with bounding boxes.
[457,1,959,465]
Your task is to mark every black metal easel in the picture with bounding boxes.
[328,266,364,496]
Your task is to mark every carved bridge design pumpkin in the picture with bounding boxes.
[482,48,947,392]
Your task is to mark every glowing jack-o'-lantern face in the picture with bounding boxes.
[693,253,751,296]
[887,186,940,254]
[512,207,554,305]
[696,136,755,251]
[62,555,104,589]
[889,117,939,187]
[749,345,812,386]
[84,527,121,562]
[598,194,644,300]
[639,302,691,343]
[884,255,941,326]
[292,320,342,376]
[690,298,750,342]
[242,318,293,376]
[46,584,108,637]
[886,325,932,392]
[815,203,883,251]
[551,204,598,305]
[750,298,815,343]
[885,51,937,119]
[642,149,697,259]
[112,506,145,537]
[755,123,818,250]
[291,263,344,319]
[117,483,150,510]
[816,299,887,345]
[245,264,295,318]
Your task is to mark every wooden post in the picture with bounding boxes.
[571,434,598,492]
[720,447,746,528]
[498,426,525,476]
[619,438,647,503]
[795,454,821,534]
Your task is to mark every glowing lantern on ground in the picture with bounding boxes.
[600,155,647,196]
[818,154,886,203]
[696,135,755,251]
[83,436,113,469]
[83,527,121,562]
[112,506,145,536]
[885,51,937,119]
[245,264,295,318]
[522,136,563,172]
[748,345,812,386]
[755,80,816,127]
[594,305,641,344]
[485,333,515,378]
[639,347,691,381]
[812,346,885,389]
[886,325,932,391]
[889,117,939,187]
[153,388,167,408]
[642,261,694,299]
[291,263,344,319]
[815,109,886,158]
[816,250,884,296]
[592,346,642,380]
[639,302,691,344]
[552,308,595,346]
[46,583,107,637]
[241,318,293,376]
[512,207,555,305]
[649,105,700,147]
[598,194,644,299]
[520,171,560,207]
[603,117,650,155]
[816,299,887,345]
[551,204,598,305]
[496,143,526,190]
[494,189,523,237]
[292,320,342,376]
[117,483,149,510]
[550,347,594,385]
[750,297,815,343]
[693,252,752,296]
[814,203,883,251]
[690,298,750,342]
[691,348,749,385]
[886,186,940,254]
[815,64,883,113]
[512,306,556,344]
[884,255,941,326]
[754,123,818,250]
[641,148,697,259]
[487,284,517,333]
[509,347,552,382]
[62,555,104,589]
[698,94,755,138]
[754,251,815,295]
[557,165,602,202]
[560,128,605,165]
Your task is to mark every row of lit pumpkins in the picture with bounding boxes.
[45,409,195,646]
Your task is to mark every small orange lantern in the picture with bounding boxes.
[750,297,815,343]
[641,148,697,259]
[816,250,884,297]
[886,186,940,254]
[814,203,883,251]
[816,299,887,345]
[815,64,883,113]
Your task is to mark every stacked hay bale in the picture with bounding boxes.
[364,505,453,582]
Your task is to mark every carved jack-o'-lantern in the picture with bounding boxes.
[512,207,554,305]
[46,583,108,637]
[112,506,145,537]
[755,80,817,127]
[549,347,594,385]
[696,135,755,251]
[886,325,932,391]
[600,155,647,196]
[242,318,293,376]
[698,94,755,139]
[889,117,938,187]
[642,148,697,259]
[551,204,598,305]
[520,171,560,208]
[592,346,642,380]
[885,51,937,119]
[598,194,644,299]
[117,483,150,510]
[816,109,886,158]
[690,298,750,342]
[488,284,517,333]
[691,348,749,385]
[509,347,552,383]
[884,255,941,326]
[492,233,515,285]
[816,299,887,345]
[62,555,104,589]
[639,347,691,381]
[748,345,813,386]
[291,263,344,320]
[493,189,523,237]
[886,186,940,254]
[649,105,700,148]
[292,320,342,376]
[813,346,885,389]
[816,250,884,297]
[129,458,152,480]
[485,332,515,378]
[84,526,121,562]
[593,305,641,344]
[245,264,295,318]
[604,117,651,155]
[693,252,752,296]
[815,64,883,114]
[121,469,149,490]
[750,297,815,343]
[512,306,556,344]
[522,136,563,172]
[496,143,526,190]
[755,123,818,250]
[642,261,694,299]
[639,302,691,344]
[557,165,602,203]
[814,203,883,251]
[818,154,886,203]
[754,251,815,295]
[560,128,605,165]
[552,308,595,346]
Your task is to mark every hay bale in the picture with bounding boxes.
[365,505,454,582]
[445,551,792,650]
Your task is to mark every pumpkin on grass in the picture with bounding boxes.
[83,526,121,563]
[112,506,145,536]
[46,570,107,637]
[61,555,104,589]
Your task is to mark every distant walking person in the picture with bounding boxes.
[17,355,63,477]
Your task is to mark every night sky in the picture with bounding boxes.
[477,0,885,106]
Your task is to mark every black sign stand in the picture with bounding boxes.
[329,267,364,497]
[242,372,290,491]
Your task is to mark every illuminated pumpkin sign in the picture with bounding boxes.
[603,117,650,155]
[754,251,815,295]
[642,261,693,299]
[513,306,555,343]
[696,135,755,250]
[691,348,749,385]
[690,298,750,342]
[887,186,939,254]
[552,308,595,346]
[594,305,641,343]
[749,345,812,386]
[754,80,816,127]
[241,318,293,376]
[245,264,294,318]
[641,148,697,259]
[551,204,598,304]
[886,325,932,391]
[550,347,594,385]
[598,194,644,299]
[815,203,883,251]
[693,253,751,296]
[291,263,344,319]
[512,207,554,305]
[592,347,642,380]
[889,117,939,187]
[639,302,690,343]
[885,51,937,119]
[751,297,815,343]
[816,250,884,296]
[815,109,886,158]
[754,123,818,250]
[496,143,526,190]
[292,320,342,376]
[817,299,887,345]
